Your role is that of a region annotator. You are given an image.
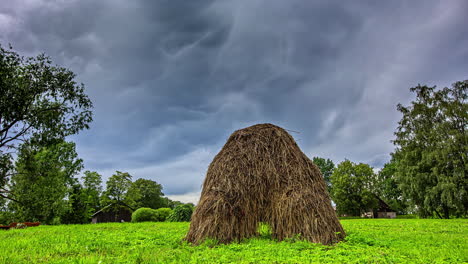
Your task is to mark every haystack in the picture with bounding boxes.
[186,123,345,245]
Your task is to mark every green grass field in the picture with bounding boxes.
[0,219,466,263]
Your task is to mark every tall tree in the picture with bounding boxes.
[126,178,165,209]
[82,171,102,213]
[103,171,132,203]
[330,160,378,216]
[393,80,467,218]
[9,141,83,223]
[312,157,335,193]
[62,183,88,224]
[0,44,93,201]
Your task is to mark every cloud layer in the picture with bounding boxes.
[2,0,467,203]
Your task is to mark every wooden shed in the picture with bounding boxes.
[91,202,134,223]
[362,196,397,218]
[374,197,397,218]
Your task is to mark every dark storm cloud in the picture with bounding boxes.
[1,0,467,201]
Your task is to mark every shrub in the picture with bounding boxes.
[166,204,194,222]
[155,208,172,221]
[132,208,159,223]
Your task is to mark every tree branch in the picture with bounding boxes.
[0,124,32,149]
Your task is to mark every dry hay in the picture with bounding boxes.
[186,123,345,245]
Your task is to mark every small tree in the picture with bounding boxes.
[103,171,132,202]
[62,183,88,224]
[375,161,408,214]
[9,141,83,223]
[312,157,335,193]
[126,178,165,209]
[82,171,102,219]
[330,160,377,216]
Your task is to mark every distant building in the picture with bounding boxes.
[362,196,397,219]
[91,201,134,223]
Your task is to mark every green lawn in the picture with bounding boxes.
[0,219,466,263]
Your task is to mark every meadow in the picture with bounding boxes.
[0,219,466,264]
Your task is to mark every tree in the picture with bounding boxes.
[162,197,184,209]
[62,183,88,224]
[9,141,83,223]
[125,178,165,209]
[330,160,378,216]
[312,157,335,193]
[393,80,467,218]
[0,44,93,201]
[103,171,132,203]
[82,171,102,214]
[375,161,408,214]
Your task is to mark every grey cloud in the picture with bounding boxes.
[1,0,467,201]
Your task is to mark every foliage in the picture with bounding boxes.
[155,208,173,221]
[131,208,159,223]
[81,171,102,219]
[62,183,88,224]
[0,220,465,263]
[312,157,335,193]
[102,171,132,204]
[131,207,173,223]
[126,178,165,209]
[0,210,14,225]
[375,161,408,214]
[393,80,468,218]
[9,141,83,224]
[330,160,378,216]
[0,44,93,198]
[166,204,194,222]
[163,197,184,209]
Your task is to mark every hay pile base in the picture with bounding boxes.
[186,123,345,245]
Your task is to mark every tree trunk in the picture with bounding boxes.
[443,206,450,219]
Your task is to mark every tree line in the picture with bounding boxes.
[314,80,467,218]
[1,45,466,222]
[1,137,190,224]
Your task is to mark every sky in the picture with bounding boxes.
[1,0,467,203]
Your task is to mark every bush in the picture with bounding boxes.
[155,208,172,221]
[132,208,159,223]
[166,204,194,222]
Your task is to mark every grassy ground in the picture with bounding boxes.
[0,219,466,263]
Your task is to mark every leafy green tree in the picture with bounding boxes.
[0,44,93,201]
[375,161,408,214]
[126,178,165,209]
[82,171,102,214]
[102,171,132,206]
[9,141,83,223]
[330,160,378,216]
[312,157,335,193]
[62,183,88,224]
[162,197,184,209]
[393,80,467,218]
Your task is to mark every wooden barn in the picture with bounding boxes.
[91,202,134,223]
[362,196,397,218]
